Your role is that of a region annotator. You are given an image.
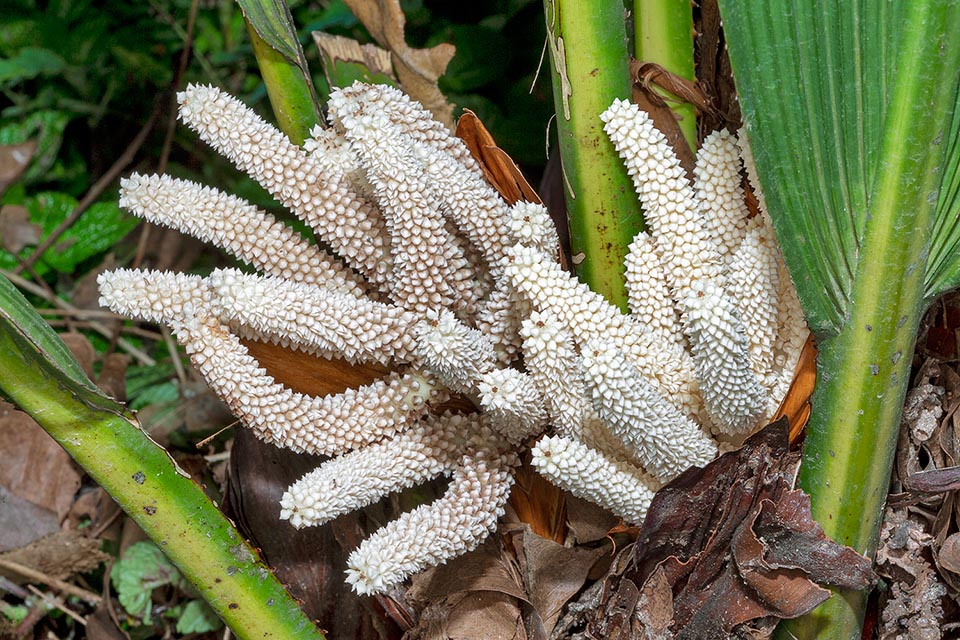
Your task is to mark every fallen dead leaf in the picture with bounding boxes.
[510,526,608,637]
[0,140,36,195]
[0,484,60,552]
[0,401,82,542]
[59,332,96,380]
[0,530,107,582]
[406,540,528,640]
[587,420,874,639]
[342,0,455,128]
[0,204,41,253]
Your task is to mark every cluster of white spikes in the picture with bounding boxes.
[97,82,806,596]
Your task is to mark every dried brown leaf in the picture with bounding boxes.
[589,420,874,638]
[406,540,528,639]
[456,111,541,206]
[511,526,608,636]
[342,0,455,128]
[0,141,36,195]
[58,332,95,380]
[507,456,566,544]
[0,401,81,532]
[565,496,620,545]
[312,32,395,88]
[0,485,59,552]
[0,530,107,582]
[0,205,41,253]
[243,337,388,397]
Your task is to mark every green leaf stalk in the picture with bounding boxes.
[541,0,642,310]
[0,275,325,640]
[633,0,697,153]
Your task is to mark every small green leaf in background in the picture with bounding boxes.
[175,599,224,634]
[0,46,65,85]
[112,541,188,624]
[0,110,70,184]
[0,192,139,275]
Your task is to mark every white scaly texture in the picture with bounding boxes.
[303,124,375,202]
[684,281,768,434]
[475,277,526,364]
[531,435,657,525]
[119,173,365,296]
[601,98,721,294]
[175,314,441,455]
[505,242,701,416]
[412,309,497,393]
[519,311,663,466]
[477,367,548,442]
[345,448,518,595]
[624,231,684,346]
[726,221,781,379]
[766,267,809,410]
[207,269,418,366]
[328,88,479,316]
[508,201,559,257]
[694,129,750,263]
[97,269,211,326]
[581,339,717,482]
[602,98,779,434]
[349,81,474,165]
[280,412,486,528]
[519,310,591,437]
[177,84,392,288]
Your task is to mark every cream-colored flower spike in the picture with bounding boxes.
[177,84,393,288]
[119,173,366,296]
[531,435,658,525]
[100,81,807,596]
[601,98,791,435]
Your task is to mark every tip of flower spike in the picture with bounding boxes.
[98,269,208,325]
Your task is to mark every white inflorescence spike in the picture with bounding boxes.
[684,281,768,434]
[177,84,392,287]
[507,201,560,257]
[97,82,813,598]
[519,310,592,438]
[345,449,518,595]
[505,243,699,412]
[207,269,418,366]
[601,98,721,296]
[328,87,478,316]
[97,269,210,326]
[477,367,548,442]
[694,129,751,263]
[531,435,657,525]
[726,221,781,380]
[412,309,497,393]
[280,412,484,528]
[581,339,717,482]
[624,232,684,346]
[475,276,527,364]
[118,173,366,296]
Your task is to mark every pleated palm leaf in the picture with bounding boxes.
[719,1,960,637]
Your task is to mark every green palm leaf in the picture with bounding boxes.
[719,1,960,637]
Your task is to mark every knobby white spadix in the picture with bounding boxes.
[99,82,807,596]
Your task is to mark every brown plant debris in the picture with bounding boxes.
[584,419,874,639]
